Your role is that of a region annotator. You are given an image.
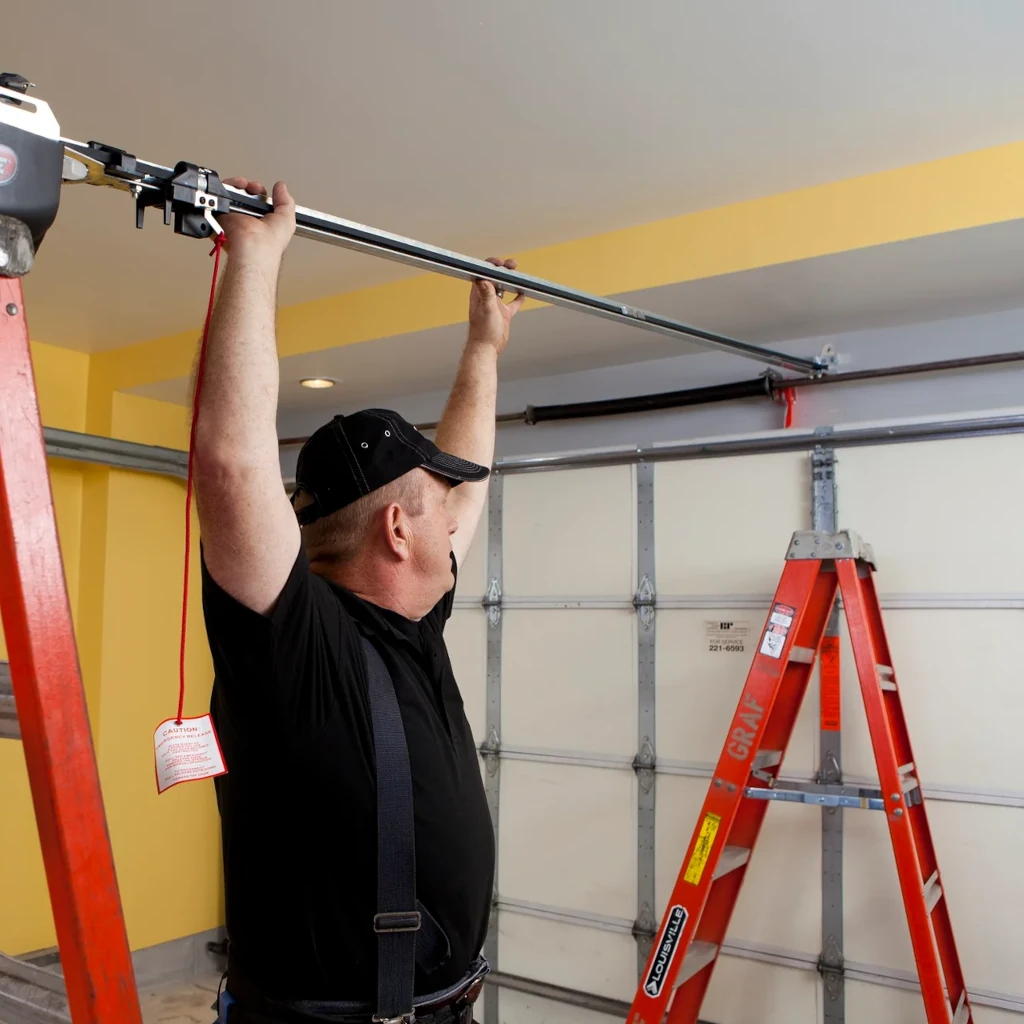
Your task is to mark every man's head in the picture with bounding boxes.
[291,410,488,616]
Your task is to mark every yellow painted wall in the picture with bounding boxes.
[1,349,222,955]
[94,392,223,949]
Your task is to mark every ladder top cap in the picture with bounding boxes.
[786,529,875,566]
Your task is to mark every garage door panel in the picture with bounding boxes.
[655,453,808,596]
[844,800,1024,993]
[842,808,913,973]
[498,988,621,1024]
[503,467,634,597]
[655,775,820,955]
[446,610,488,745]
[657,610,817,776]
[845,979,927,1024]
[837,435,1024,594]
[836,610,1023,791]
[503,610,636,756]
[702,958,818,1024]
[497,911,637,1002]
[499,760,635,919]
[846,981,1021,1024]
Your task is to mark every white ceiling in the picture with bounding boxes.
[132,219,1024,414]
[9,0,1024,353]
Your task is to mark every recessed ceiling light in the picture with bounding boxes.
[300,377,337,389]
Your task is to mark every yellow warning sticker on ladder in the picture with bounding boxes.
[684,812,722,885]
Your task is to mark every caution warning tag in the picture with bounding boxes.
[153,714,227,794]
[684,812,722,885]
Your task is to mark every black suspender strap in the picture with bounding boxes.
[360,635,451,1023]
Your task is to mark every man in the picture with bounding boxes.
[195,176,522,1024]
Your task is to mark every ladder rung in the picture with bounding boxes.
[877,665,897,690]
[712,845,751,880]
[789,645,815,664]
[923,870,943,914]
[675,941,719,987]
[752,750,782,772]
[902,774,920,795]
[951,991,969,1024]
[898,762,915,775]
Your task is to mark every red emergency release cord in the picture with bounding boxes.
[177,232,226,724]
[782,386,796,428]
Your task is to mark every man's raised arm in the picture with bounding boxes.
[435,258,523,567]
[193,178,300,615]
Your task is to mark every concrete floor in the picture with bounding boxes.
[140,971,223,1024]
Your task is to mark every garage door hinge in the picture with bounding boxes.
[480,728,501,777]
[818,934,845,1002]
[633,738,656,793]
[633,575,655,630]
[483,577,502,627]
[632,902,657,942]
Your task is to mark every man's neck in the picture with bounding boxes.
[311,557,424,621]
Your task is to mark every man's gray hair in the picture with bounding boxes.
[294,471,426,565]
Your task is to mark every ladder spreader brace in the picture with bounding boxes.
[627,530,973,1024]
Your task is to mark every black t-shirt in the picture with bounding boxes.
[202,548,494,1001]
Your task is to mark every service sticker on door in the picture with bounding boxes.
[703,620,750,653]
[759,602,797,659]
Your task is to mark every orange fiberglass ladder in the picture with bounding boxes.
[627,530,972,1024]
[0,77,145,1021]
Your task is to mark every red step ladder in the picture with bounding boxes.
[627,530,971,1024]
[0,273,144,1021]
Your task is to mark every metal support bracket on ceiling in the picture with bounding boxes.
[0,74,825,376]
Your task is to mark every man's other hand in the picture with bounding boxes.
[467,257,525,353]
[219,178,297,260]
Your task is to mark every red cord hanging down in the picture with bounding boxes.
[782,386,796,428]
[177,233,225,724]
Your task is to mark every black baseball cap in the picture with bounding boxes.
[292,409,490,526]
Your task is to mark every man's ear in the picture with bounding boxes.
[384,503,413,561]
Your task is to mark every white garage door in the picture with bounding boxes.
[444,430,1024,1024]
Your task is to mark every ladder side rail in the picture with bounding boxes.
[626,559,831,1024]
[665,563,840,1023]
[838,560,972,1023]
[0,279,144,1024]
[836,559,965,1024]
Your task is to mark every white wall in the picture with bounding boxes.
[277,305,1024,475]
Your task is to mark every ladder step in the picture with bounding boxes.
[951,991,969,1024]
[923,870,943,914]
[752,750,782,772]
[877,664,897,690]
[789,645,816,664]
[675,941,719,987]
[712,846,751,880]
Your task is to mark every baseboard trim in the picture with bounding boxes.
[20,925,227,991]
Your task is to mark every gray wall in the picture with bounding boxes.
[277,305,1024,475]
